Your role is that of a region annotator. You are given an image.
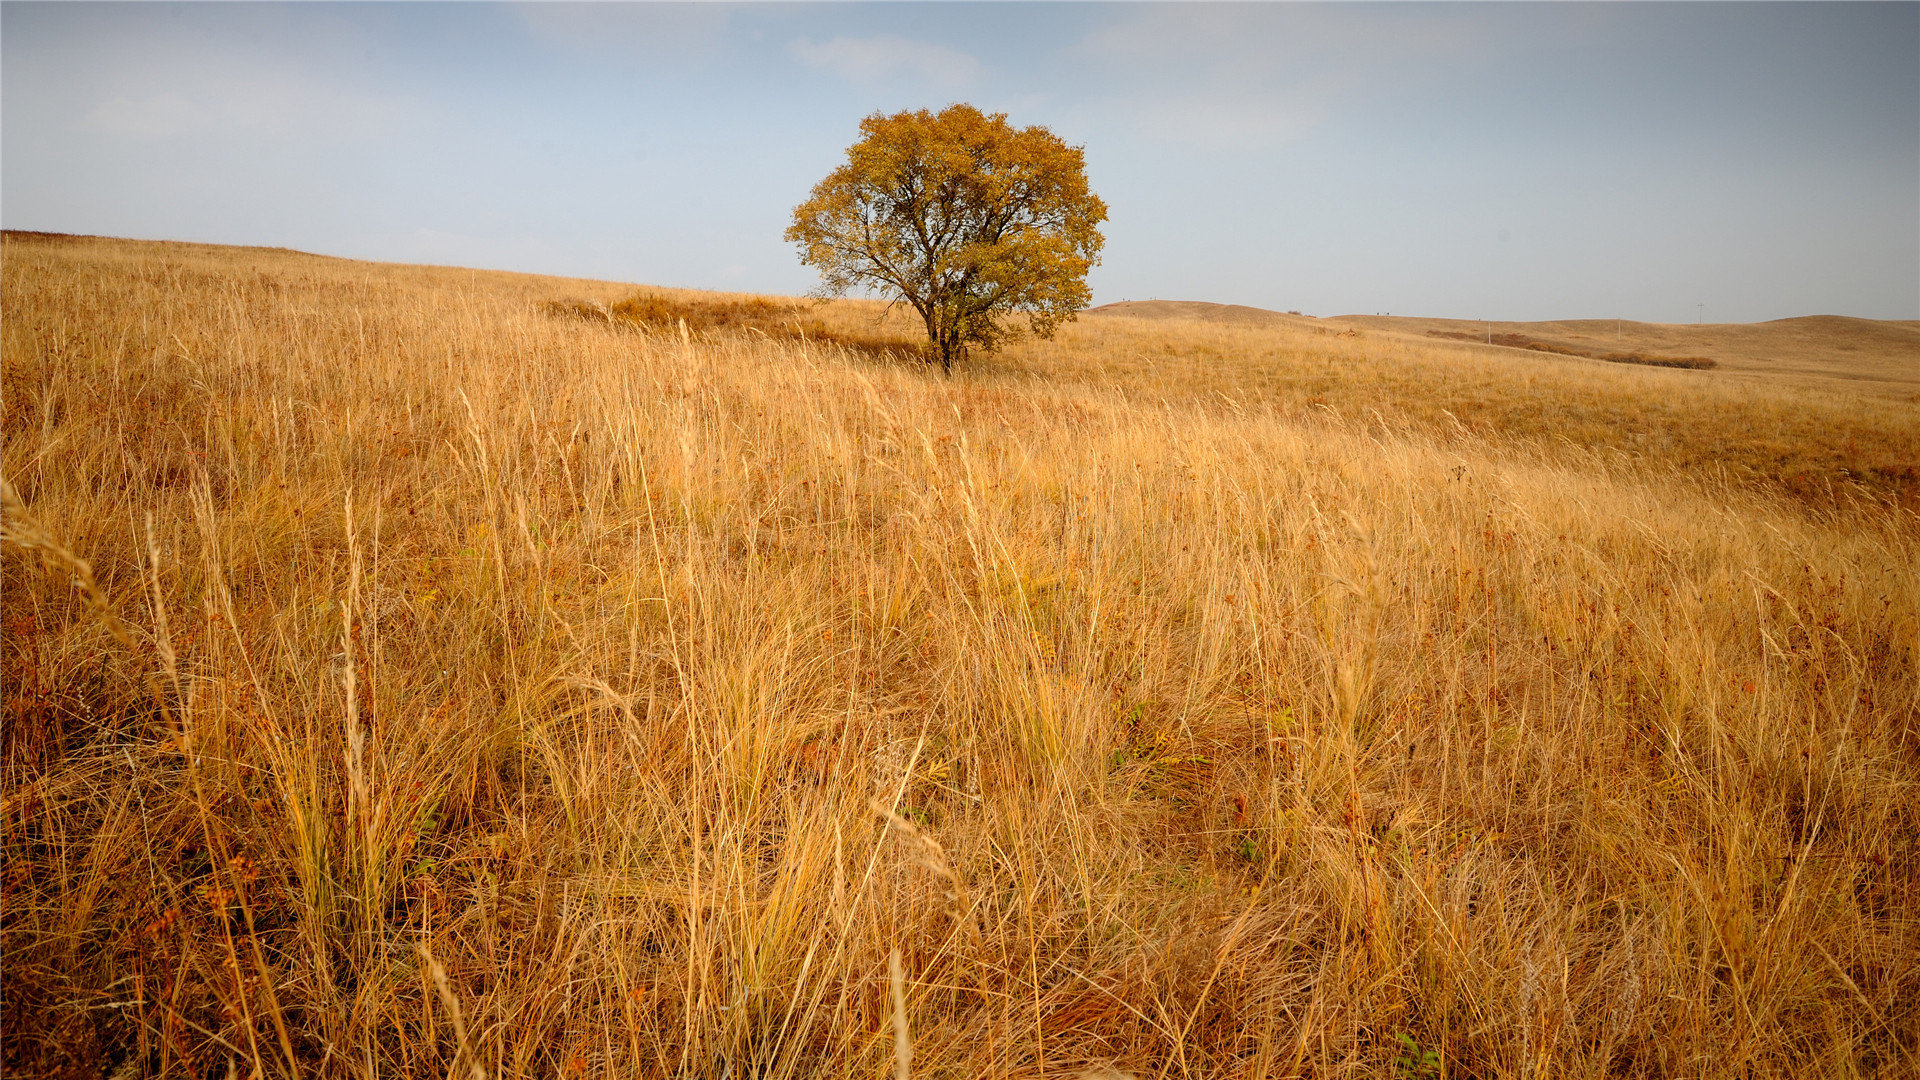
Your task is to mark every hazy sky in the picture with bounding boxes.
[4,2,1916,322]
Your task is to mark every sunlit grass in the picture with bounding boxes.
[4,233,1916,1078]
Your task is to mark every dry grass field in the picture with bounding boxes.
[1328,313,1920,393]
[1092,300,1920,393]
[3,232,1917,1079]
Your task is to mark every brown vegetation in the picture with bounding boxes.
[3,233,1917,1078]
[1068,306,1917,516]
[1333,312,1920,392]
[543,290,919,361]
[1092,301,1920,390]
[1424,330,1718,370]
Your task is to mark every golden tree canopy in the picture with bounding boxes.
[786,104,1107,372]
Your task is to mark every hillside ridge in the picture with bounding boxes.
[1085,298,1918,388]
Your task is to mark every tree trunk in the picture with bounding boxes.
[922,306,958,375]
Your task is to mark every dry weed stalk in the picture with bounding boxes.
[889,946,912,1080]
[421,944,488,1080]
[872,798,980,956]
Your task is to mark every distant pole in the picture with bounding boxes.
[1696,302,1704,325]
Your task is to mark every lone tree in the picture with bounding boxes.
[786,104,1107,373]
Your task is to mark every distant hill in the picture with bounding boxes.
[1083,299,1314,328]
[1329,313,1919,388]
[1085,299,1919,391]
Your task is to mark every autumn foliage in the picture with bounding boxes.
[787,104,1107,372]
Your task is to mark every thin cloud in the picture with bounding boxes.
[1068,4,1487,149]
[84,93,215,139]
[80,71,426,143]
[789,35,981,89]
[514,2,733,64]
[1077,3,1487,71]
[1130,98,1324,151]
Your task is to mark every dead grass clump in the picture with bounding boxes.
[1595,350,1717,369]
[546,290,923,363]
[609,291,795,333]
[1431,330,1719,368]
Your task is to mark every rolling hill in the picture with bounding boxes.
[1085,299,1919,392]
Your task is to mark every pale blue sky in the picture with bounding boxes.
[4,2,1915,322]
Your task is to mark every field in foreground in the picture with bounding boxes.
[3,233,1917,1078]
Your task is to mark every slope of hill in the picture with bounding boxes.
[1061,298,1919,516]
[1084,299,1313,328]
[1086,297,1919,391]
[1329,312,1920,389]
[4,234,1916,1078]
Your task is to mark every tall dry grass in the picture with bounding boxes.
[991,315,1920,517]
[3,233,1916,1078]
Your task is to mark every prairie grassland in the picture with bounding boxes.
[1001,313,1919,517]
[1328,312,1920,392]
[3,233,1917,1079]
[789,296,1920,515]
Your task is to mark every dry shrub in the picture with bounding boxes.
[546,290,922,362]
